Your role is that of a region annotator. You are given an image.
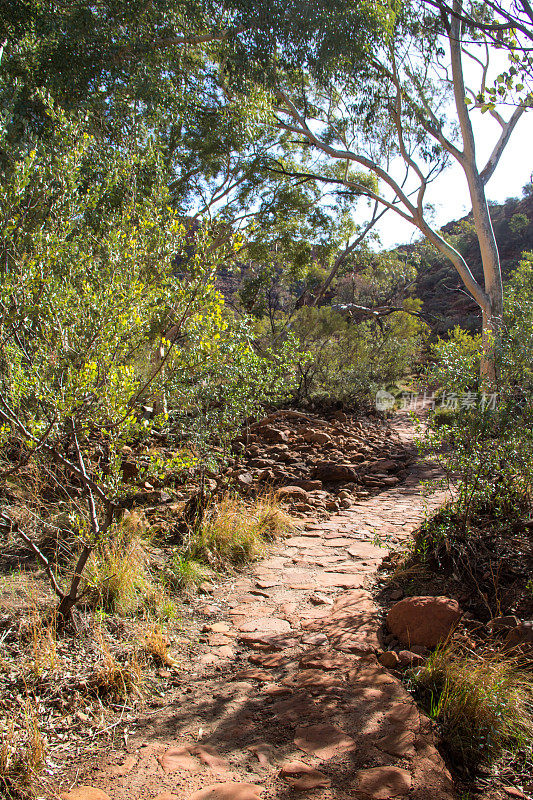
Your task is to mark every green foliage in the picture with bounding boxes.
[424,255,533,524]
[252,251,429,406]
[428,327,482,395]
[0,110,295,616]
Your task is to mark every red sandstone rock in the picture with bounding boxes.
[355,766,411,798]
[60,790,111,800]
[189,783,263,800]
[386,596,462,647]
[280,761,331,789]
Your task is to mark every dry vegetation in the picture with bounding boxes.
[0,492,295,797]
[409,644,533,774]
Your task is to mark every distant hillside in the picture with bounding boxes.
[397,189,533,334]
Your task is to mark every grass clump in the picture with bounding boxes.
[85,512,154,615]
[28,613,59,678]
[142,624,178,667]
[190,495,294,568]
[0,703,46,799]
[410,645,533,773]
[88,632,144,701]
[163,553,209,594]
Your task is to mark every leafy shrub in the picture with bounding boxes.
[424,256,533,525]
[0,110,295,619]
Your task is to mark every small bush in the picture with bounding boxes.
[410,646,533,772]
[163,554,209,594]
[142,624,178,667]
[431,405,458,428]
[28,613,59,678]
[253,495,296,540]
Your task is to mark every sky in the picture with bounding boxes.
[374,109,533,250]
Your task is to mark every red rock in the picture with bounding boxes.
[397,650,425,668]
[190,745,228,771]
[280,761,331,789]
[60,790,111,800]
[386,596,462,647]
[378,650,400,668]
[503,621,533,649]
[292,479,323,491]
[294,723,355,758]
[313,462,358,482]
[235,668,273,681]
[318,572,365,588]
[277,486,309,501]
[257,426,288,443]
[262,682,292,696]
[189,783,263,800]
[376,730,416,757]
[247,742,275,765]
[355,766,411,798]
[303,431,332,445]
[158,746,201,774]
[237,617,292,634]
[298,651,353,670]
[249,652,288,668]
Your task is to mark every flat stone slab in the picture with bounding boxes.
[237,617,292,634]
[354,766,411,798]
[280,761,331,790]
[317,573,366,588]
[189,783,264,800]
[294,723,356,759]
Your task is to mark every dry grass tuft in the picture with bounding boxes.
[253,494,298,540]
[142,624,178,667]
[0,702,46,799]
[190,494,296,568]
[88,630,144,701]
[28,611,59,677]
[85,512,153,615]
[410,644,533,771]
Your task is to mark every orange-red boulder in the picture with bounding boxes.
[386,596,461,648]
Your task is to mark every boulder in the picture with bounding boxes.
[292,479,323,491]
[303,430,332,445]
[386,596,462,648]
[368,459,398,472]
[277,486,309,502]
[257,426,289,443]
[378,650,400,669]
[503,621,533,650]
[235,471,254,490]
[313,462,358,482]
[397,649,426,668]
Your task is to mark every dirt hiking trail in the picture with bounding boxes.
[59,416,455,800]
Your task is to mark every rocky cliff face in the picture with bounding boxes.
[402,191,533,333]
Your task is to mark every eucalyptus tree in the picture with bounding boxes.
[221,0,529,382]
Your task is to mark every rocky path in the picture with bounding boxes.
[60,417,455,800]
